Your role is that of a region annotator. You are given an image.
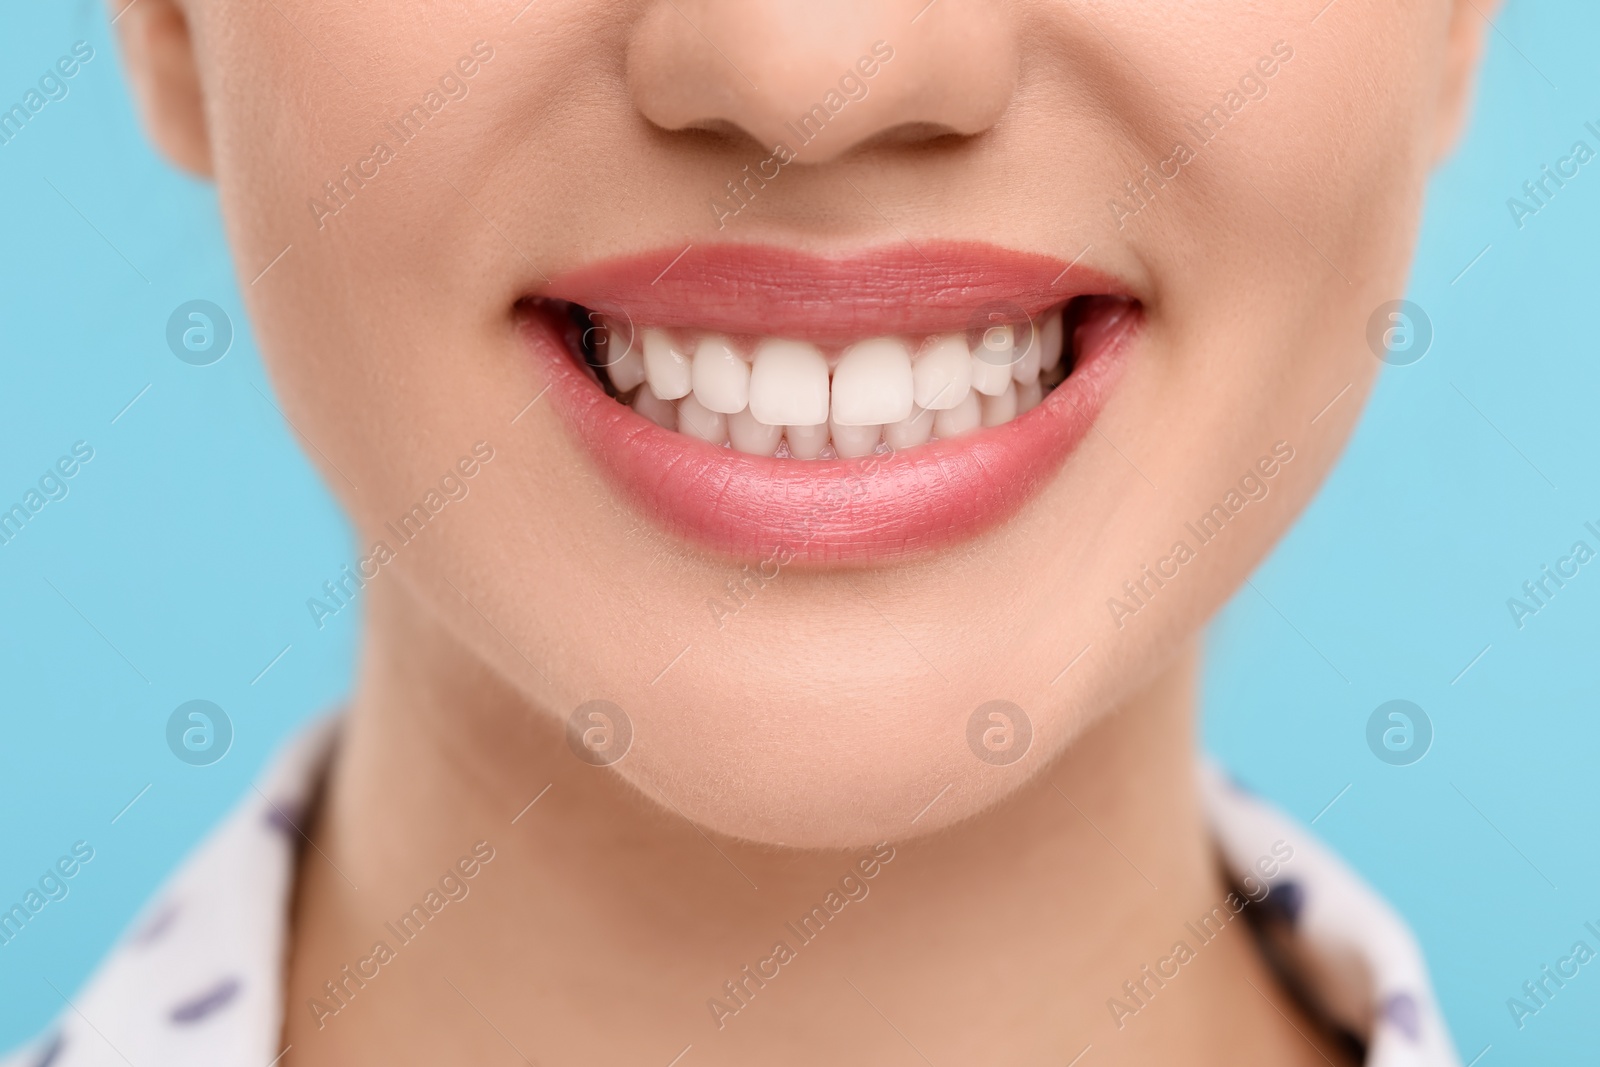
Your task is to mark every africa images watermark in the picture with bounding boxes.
[1106,441,1296,629]
[0,841,96,948]
[0,40,95,148]
[705,842,897,1030]
[308,42,496,231]
[1505,119,1600,231]
[307,840,497,1029]
[307,441,496,629]
[1106,839,1295,1029]
[0,440,95,549]
[1108,40,1295,230]
[1506,918,1600,1031]
[708,40,896,230]
[1504,518,1600,630]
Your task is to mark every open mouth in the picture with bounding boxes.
[518,243,1140,563]
[544,296,1129,460]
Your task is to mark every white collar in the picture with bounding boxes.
[3,718,1459,1066]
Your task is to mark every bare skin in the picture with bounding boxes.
[279,579,1354,1066]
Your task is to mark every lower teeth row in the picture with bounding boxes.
[587,307,1074,459]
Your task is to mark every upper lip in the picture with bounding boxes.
[538,241,1129,344]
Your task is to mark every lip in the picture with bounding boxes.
[541,241,1129,345]
[520,242,1139,563]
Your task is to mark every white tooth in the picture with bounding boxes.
[981,380,1018,427]
[885,405,934,450]
[691,334,749,413]
[933,390,981,439]
[1016,378,1043,415]
[729,407,783,456]
[785,423,829,460]
[1011,322,1042,384]
[748,339,830,426]
[831,337,914,426]
[642,328,692,400]
[677,393,728,445]
[830,419,881,459]
[606,327,647,392]
[970,354,1015,396]
[612,349,647,392]
[970,324,1016,396]
[912,334,973,411]
[983,323,1014,349]
[1039,307,1065,374]
[632,385,678,431]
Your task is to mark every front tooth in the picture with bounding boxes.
[913,334,973,410]
[729,407,783,456]
[885,405,934,450]
[1010,322,1042,383]
[786,423,829,460]
[633,385,678,431]
[642,327,692,399]
[748,339,830,426]
[1016,378,1043,415]
[677,393,728,445]
[981,380,1018,426]
[831,338,914,426]
[970,324,1016,396]
[932,390,981,439]
[1039,307,1065,374]
[830,419,881,459]
[692,334,750,413]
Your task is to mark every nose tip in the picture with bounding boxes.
[626,1,1018,163]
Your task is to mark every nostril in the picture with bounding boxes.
[848,121,972,153]
[661,117,769,151]
[683,119,749,141]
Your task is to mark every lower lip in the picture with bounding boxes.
[518,309,1136,564]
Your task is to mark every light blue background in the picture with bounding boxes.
[2,1,1596,1059]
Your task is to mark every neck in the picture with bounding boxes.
[282,579,1351,1066]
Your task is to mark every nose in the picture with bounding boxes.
[627,0,1019,163]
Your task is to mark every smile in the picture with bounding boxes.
[519,242,1139,563]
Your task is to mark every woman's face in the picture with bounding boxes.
[136,0,1480,846]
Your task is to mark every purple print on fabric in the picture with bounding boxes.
[1260,879,1305,926]
[28,1033,64,1067]
[169,976,242,1024]
[1382,991,1422,1041]
[263,803,301,836]
[131,901,181,947]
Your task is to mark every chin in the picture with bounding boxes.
[592,677,1067,850]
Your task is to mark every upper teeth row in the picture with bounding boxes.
[600,307,1065,430]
